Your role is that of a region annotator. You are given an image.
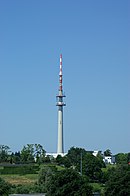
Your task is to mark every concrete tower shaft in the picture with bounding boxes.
[56,54,66,154]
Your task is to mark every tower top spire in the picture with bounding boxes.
[59,54,63,93]
[56,54,66,100]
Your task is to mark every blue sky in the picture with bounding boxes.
[0,0,129,154]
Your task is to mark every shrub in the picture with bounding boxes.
[0,177,11,196]
[0,164,39,175]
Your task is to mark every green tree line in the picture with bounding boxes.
[0,144,130,195]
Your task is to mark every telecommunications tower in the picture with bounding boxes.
[56,54,66,155]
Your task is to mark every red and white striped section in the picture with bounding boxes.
[59,54,63,91]
[59,54,62,76]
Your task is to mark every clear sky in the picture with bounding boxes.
[0,0,129,154]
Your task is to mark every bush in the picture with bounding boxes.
[14,185,30,194]
[11,184,45,194]
[0,164,39,175]
[0,177,11,196]
[105,164,130,196]
[46,168,93,196]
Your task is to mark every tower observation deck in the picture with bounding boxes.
[56,54,66,155]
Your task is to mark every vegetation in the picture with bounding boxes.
[46,168,93,196]
[0,144,130,195]
[0,177,11,196]
[104,149,112,156]
[0,165,39,175]
[56,146,105,183]
[0,145,10,163]
[1,174,38,185]
[105,164,130,195]
[115,153,130,164]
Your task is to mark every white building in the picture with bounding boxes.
[103,156,115,164]
[46,152,67,158]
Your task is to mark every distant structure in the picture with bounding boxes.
[103,155,115,164]
[56,54,66,155]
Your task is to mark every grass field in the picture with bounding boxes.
[0,164,65,186]
[0,174,38,185]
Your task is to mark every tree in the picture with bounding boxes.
[38,166,57,185]
[20,144,46,164]
[105,164,130,196]
[66,146,86,169]
[115,153,128,164]
[0,145,10,163]
[56,155,71,167]
[37,166,57,193]
[10,151,21,164]
[21,144,35,163]
[0,177,11,196]
[128,153,130,163]
[34,144,46,164]
[56,155,64,165]
[83,153,104,182]
[64,147,105,182]
[46,168,93,196]
[104,149,112,156]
